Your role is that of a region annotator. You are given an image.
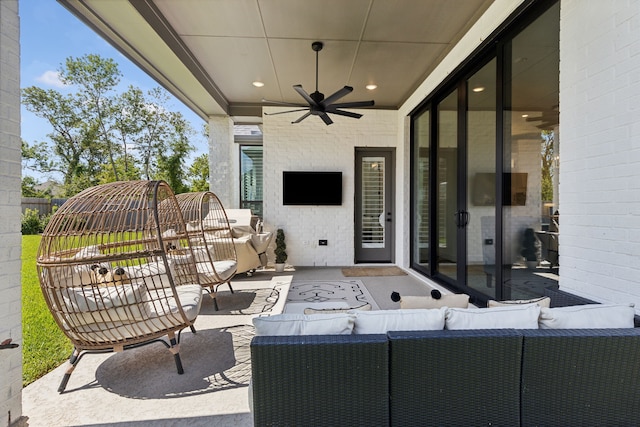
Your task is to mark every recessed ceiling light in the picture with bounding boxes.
[252,81,265,88]
[472,86,485,93]
[366,84,377,90]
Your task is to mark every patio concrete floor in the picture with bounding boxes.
[21,266,435,427]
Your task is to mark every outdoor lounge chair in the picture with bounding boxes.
[37,180,203,393]
[174,191,238,309]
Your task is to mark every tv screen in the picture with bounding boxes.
[472,172,528,206]
[283,171,342,205]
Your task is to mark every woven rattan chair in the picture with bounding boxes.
[37,180,203,393]
[174,191,237,310]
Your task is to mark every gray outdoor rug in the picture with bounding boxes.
[284,279,380,313]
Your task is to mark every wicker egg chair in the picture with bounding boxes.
[174,191,238,310]
[37,180,204,393]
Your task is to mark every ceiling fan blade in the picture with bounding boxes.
[264,108,309,116]
[292,111,312,124]
[321,86,353,107]
[262,98,306,107]
[329,100,375,109]
[293,85,318,106]
[327,109,363,119]
[319,112,333,125]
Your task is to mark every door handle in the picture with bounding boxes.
[454,210,470,228]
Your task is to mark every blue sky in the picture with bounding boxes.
[20,0,208,181]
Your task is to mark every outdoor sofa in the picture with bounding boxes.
[250,300,640,426]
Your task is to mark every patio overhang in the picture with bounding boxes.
[58,0,495,123]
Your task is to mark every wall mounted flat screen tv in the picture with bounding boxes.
[283,171,342,205]
[472,172,528,206]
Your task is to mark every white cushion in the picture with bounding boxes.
[445,305,540,330]
[69,284,203,341]
[400,294,469,309]
[196,260,237,283]
[487,296,551,308]
[539,304,635,329]
[124,260,176,289]
[353,308,446,334]
[253,313,355,336]
[61,282,150,326]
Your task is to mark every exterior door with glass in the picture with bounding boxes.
[355,148,394,263]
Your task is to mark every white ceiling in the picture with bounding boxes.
[59,0,495,122]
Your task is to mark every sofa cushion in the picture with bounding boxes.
[253,313,355,336]
[353,308,446,334]
[539,304,635,329]
[400,293,470,309]
[445,305,540,330]
[488,296,551,308]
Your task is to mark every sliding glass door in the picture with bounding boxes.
[410,1,559,304]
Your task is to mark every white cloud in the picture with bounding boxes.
[35,70,67,88]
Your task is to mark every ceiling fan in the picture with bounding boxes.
[263,41,374,125]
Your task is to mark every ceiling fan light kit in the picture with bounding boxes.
[263,41,374,125]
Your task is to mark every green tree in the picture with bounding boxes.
[21,176,52,198]
[187,153,210,192]
[541,131,555,201]
[22,54,198,195]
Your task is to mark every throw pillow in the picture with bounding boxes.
[352,308,446,334]
[253,313,355,336]
[400,293,470,309]
[445,305,540,330]
[487,296,550,308]
[304,303,372,315]
[539,304,635,329]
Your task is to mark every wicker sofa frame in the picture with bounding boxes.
[252,327,640,426]
[37,181,204,393]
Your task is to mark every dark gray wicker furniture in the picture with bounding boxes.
[251,327,640,426]
[251,334,389,427]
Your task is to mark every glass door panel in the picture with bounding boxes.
[503,2,560,299]
[412,109,430,270]
[436,90,459,281]
[467,58,497,298]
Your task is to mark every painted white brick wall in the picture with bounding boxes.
[208,115,234,208]
[263,108,398,266]
[560,0,640,309]
[0,1,23,425]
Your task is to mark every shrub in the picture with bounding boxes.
[21,208,43,235]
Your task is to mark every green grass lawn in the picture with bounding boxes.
[22,235,73,386]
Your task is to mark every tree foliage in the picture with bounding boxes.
[22,54,200,196]
[540,130,555,202]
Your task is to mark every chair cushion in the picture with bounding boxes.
[539,304,635,329]
[353,308,446,334]
[445,305,540,330]
[253,313,355,336]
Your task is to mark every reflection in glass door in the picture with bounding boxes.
[467,58,497,299]
[436,90,459,282]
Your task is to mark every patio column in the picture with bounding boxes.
[0,0,24,425]
[207,115,234,208]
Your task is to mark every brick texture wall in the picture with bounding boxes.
[263,108,398,266]
[0,0,23,425]
[559,0,640,308]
